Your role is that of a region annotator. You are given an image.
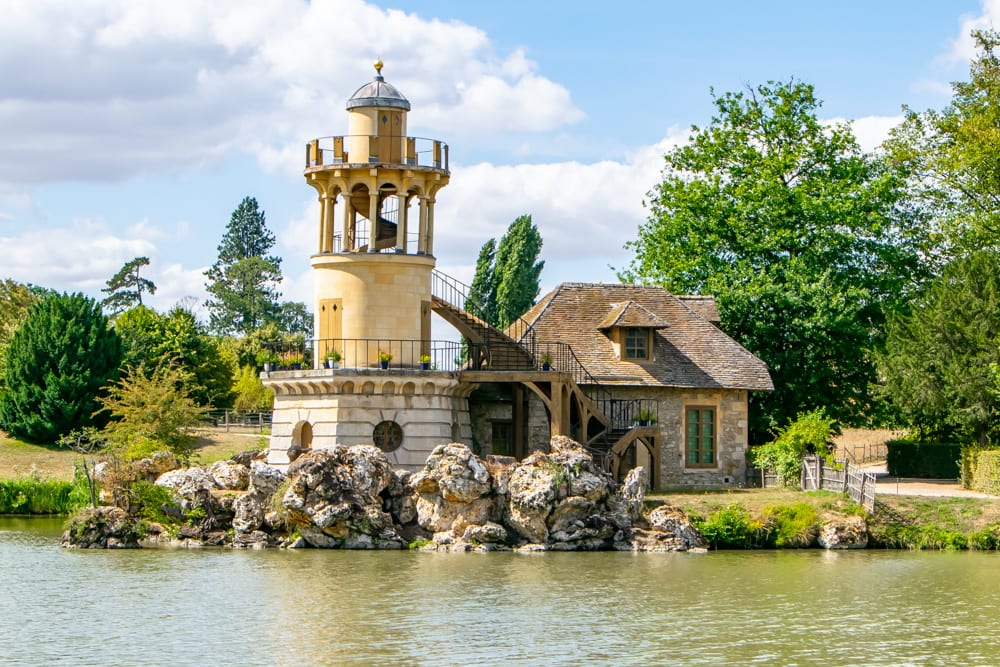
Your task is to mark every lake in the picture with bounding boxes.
[3,517,1000,666]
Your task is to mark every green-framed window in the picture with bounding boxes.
[686,407,715,467]
[624,328,649,360]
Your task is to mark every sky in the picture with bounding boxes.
[0,0,996,328]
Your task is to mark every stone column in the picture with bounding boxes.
[368,193,379,253]
[344,199,355,252]
[425,197,435,256]
[318,194,327,253]
[417,195,429,255]
[395,193,407,252]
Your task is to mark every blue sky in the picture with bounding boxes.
[0,0,994,324]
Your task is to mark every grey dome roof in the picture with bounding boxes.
[346,73,411,111]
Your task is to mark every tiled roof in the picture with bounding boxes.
[520,283,773,391]
[677,295,720,323]
[596,301,670,330]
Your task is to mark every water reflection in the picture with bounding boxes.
[3,518,1000,666]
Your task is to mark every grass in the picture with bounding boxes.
[649,486,1000,550]
[0,476,89,514]
[0,428,266,482]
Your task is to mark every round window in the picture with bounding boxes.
[373,420,403,452]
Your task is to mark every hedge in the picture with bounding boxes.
[962,447,1000,494]
[886,439,961,478]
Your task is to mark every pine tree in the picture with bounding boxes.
[204,197,283,335]
[101,256,156,315]
[0,293,122,443]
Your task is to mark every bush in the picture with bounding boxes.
[961,447,1000,493]
[98,366,207,461]
[886,439,961,478]
[969,524,1000,550]
[0,293,122,443]
[761,503,820,547]
[750,408,836,487]
[693,504,768,549]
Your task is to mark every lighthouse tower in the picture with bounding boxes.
[264,62,467,469]
[307,60,450,368]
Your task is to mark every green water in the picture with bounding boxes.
[3,517,1000,666]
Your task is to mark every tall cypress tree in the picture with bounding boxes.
[467,215,544,329]
[0,293,122,443]
[204,197,283,335]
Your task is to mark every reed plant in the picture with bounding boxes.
[0,472,90,514]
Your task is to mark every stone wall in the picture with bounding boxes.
[603,386,749,488]
[266,370,472,470]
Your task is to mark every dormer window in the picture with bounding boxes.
[597,300,667,363]
[624,327,650,360]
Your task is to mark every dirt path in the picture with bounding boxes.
[860,462,994,498]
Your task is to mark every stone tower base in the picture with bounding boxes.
[264,369,473,470]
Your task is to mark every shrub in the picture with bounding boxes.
[693,504,768,549]
[886,439,961,478]
[969,524,1000,550]
[961,447,1000,493]
[761,503,820,547]
[0,293,122,443]
[750,408,836,487]
[98,366,207,461]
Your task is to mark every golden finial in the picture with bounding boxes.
[374,58,384,75]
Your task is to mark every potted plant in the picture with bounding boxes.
[378,350,393,369]
[258,351,279,372]
[540,352,553,371]
[419,354,431,370]
[636,408,657,427]
[325,350,342,369]
[281,352,304,370]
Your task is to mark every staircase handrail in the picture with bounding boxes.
[431,269,537,359]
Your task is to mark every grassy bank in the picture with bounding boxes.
[649,487,1000,551]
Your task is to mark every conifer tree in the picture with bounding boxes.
[467,215,544,329]
[101,256,156,315]
[0,293,122,443]
[204,197,283,335]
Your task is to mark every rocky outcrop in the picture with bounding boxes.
[505,436,628,549]
[818,513,868,549]
[64,438,708,553]
[634,504,708,551]
[61,506,143,549]
[231,461,287,548]
[410,443,499,539]
[281,446,403,549]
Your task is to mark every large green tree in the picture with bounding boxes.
[467,215,544,329]
[886,30,1000,252]
[878,251,1000,445]
[0,293,122,443]
[101,256,156,315]
[115,305,235,408]
[621,80,935,441]
[0,279,40,390]
[205,197,283,335]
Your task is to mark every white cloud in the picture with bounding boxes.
[942,0,1000,64]
[0,0,582,185]
[0,218,155,290]
[823,115,904,153]
[429,131,685,288]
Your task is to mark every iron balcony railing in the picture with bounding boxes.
[305,135,449,171]
[261,338,464,372]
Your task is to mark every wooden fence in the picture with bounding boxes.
[801,456,877,513]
